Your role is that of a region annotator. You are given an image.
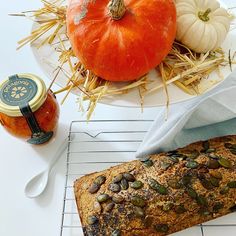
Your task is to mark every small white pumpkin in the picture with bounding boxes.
[175,0,232,53]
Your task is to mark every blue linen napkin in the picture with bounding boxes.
[136,70,236,159]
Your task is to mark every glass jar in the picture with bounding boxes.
[0,73,60,145]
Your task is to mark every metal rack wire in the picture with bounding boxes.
[60,120,236,236]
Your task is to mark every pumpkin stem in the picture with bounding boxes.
[108,0,126,20]
[198,8,212,22]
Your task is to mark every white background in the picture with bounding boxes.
[0,1,235,236]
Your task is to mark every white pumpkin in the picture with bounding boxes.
[175,0,232,53]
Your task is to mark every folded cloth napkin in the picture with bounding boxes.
[136,70,236,159]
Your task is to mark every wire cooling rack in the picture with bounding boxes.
[60,120,236,236]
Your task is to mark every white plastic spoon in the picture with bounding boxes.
[25,134,74,198]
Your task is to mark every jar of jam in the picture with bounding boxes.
[0,73,60,145]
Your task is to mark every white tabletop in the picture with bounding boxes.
[0,1,235,236]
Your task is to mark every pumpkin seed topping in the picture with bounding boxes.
[162,202,174,212]
[176,153,185,157]
[231,144,236,149]
[206,148,216,153]
[196,195,208,207]
[213,203,223,213]
[104,202,115,213]
[222,137,233,142]
[209,177,220,187]
[189,150,200,159]
[142,159,154,167]
[168,179,182,189]
[87,215,98,225]
[199,208,211,216]
[167,151,178,156]
[131,181,143,189]
[93,202,102,214]
[171,153,186,160]
[175,204,187,214]
[218,158,232,168]
[199,176,214,190]
[94,175,106,185]
[182,174,192,186]
[109,183,121,193]
[203,141,210,149]
[112,174,123,183]
[123,173,135,182]
[202,141,210,152]
[155,224,169,233]
[120,178,129,190]
[134,206,145,217]
[148,178,168,195]
[210,171,222,180]
[156,185,167,195]
[224,143,232,149]
[227,181,236,188]
[161,161,171,170]
[230,149,236,155]
[186,160,199,169]
[97,194,110,203]
[168,156,179,163]
[208,153,220,160]
[131,196,146,207]
[111,229,121,236]
[207,159,220,169]
[88,183,100,194]
[186,187,198,199]
[112,195,124,204]
[220,186,230,195]
[89,175,106,194]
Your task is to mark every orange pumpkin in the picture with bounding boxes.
[67,0,176,82]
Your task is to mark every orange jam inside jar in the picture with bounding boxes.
[0,74,60,145]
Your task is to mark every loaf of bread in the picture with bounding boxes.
[74,136,236,236]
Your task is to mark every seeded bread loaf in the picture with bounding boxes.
[74,136,236,236]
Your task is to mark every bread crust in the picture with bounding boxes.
[74,136,236,236]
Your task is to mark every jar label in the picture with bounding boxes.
[0,75,53,145]
[0,75,38,106]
